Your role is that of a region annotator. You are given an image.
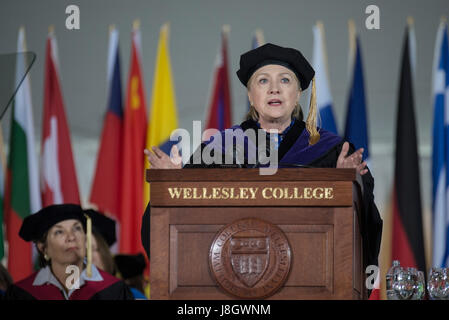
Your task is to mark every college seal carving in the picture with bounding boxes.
[209,218,292,299]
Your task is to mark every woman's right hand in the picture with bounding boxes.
[144,145,182,169]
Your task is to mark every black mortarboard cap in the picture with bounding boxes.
[19,204,86,242]
[114,253,146,279]
[84,209,117,247]
[236,43,315,90]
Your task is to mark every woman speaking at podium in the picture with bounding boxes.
[143,43,382,270]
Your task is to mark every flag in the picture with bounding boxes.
[252,29,265,50]
[312,21,338,134]
[0,126,6,261]
[344,24,370,162]
[247,29,265,112]
[144,23,179,206]
[431,19,449,268]
[368,273,381,300]
[204,26,232,139]
[40,28,80,207]
[391,21,426,273]
[4,27,42,281]
[89,26,124,221]
[120,21,147,254]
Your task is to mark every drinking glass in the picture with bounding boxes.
[393,267,415,300]
[441,268,449,300]
[412,270,425,300]
[428,267,444,300]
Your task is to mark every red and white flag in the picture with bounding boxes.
[41,29,80,206]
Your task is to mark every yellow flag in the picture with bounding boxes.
[144,23,179,206]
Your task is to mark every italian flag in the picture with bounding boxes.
[4,27,42,281]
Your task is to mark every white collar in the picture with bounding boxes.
[33,264,103,299]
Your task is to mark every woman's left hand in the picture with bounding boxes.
[337,142,368,176]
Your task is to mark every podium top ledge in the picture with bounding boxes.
[146,168,359,182]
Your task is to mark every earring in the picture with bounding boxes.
[44,254,50,261]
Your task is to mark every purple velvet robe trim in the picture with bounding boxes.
[204,125,342,166]
[281,128,342,165]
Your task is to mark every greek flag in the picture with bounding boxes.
[432,20,449,268]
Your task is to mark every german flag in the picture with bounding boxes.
[391,20,426,273]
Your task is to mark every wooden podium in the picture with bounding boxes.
[146,168,367,300]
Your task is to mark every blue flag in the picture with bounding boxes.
[344,37,369,162]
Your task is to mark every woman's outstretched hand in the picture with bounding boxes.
[337,142,368,176]
[144,145,182,169]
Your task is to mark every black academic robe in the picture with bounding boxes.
[4,268,133,300]
[141,119,383,270]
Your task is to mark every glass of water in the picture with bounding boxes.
[427,267,449,300]
[393,267,415,300]
[441,268,449,299]
[411,270,425,300]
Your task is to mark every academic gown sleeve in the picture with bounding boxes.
[307,141,383,269]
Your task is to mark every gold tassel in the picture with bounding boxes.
[306,77,320,145]
[84,214,92,278]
